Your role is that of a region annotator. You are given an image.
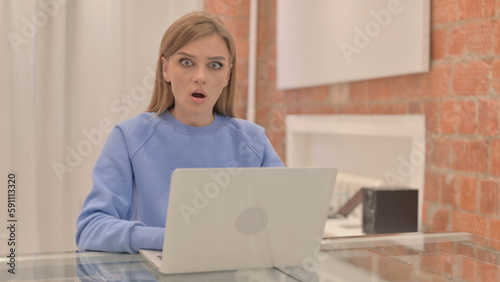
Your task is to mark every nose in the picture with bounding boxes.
[194,66,207,85]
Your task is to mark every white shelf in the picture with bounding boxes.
[287,114,426,236]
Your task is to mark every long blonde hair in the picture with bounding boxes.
[146,11,237,117]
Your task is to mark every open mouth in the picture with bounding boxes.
[191,92,206,98]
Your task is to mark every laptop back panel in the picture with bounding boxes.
[159,167,337,274]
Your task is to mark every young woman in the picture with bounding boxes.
[76,11,284,253]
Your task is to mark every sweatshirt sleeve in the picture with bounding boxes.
[75,126,164,253]
[258,129,285,168]
[262,140,285,167]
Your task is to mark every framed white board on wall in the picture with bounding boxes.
[276,0,430,90]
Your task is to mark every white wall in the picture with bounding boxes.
[277,0,430,89]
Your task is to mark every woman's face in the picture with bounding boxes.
[162,34,232,127]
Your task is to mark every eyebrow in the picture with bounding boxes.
[175,51,227,61]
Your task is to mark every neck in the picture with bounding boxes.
[169,108,214,127]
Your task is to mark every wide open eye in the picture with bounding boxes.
[208,62,223,69]
[179,58,193,67]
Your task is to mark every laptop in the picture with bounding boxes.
[140,167,337,275]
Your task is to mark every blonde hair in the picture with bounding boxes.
[146,11,237,117]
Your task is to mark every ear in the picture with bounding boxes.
[224,64,233,87]
[161,56,171,82]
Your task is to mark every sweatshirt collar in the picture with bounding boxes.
[158,110,224,135]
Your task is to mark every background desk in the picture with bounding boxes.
[1,232,499,281]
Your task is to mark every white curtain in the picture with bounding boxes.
[1,0,202,253]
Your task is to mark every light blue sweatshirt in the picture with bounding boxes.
[75,111,284,253]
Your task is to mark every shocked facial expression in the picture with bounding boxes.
[162,34,232,127]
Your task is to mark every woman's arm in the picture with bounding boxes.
[75,126,163,253]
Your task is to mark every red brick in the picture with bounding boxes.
[476,253,500,282]
[462,257,479,282]
[297,104,329,114]
[257,59,276,84]
[234,82,247,104]
[268,107,286,135]
[477,248,497,264]
[336,104,368,114]
[432,0,457,24]
[420,253,447,276]
[255,106,268,125]
[311,105,335,115]
[457,242,474,257]
[236,59,248,83]
[369,103,406,114]
[256,41,271,61]
[457,100,477,134]
[205,0,250,18]
[459,108,478,135]
[420,65,452,98]
[448,26,465,56]
[491,139,500,176]
[393,103,408,114]
[283,89,298,105]
[432,29,447,60]
[256,83,271,104]
[424,170,441,203]
[431,209,450,231]
[452,139,488,172]
[257,19,276,41]
[378,258,413,281]
[220,18,249,40]
[478,99,499,136]
[284,106,300,115]
[424,101,441,133]
[479,263,500,282]
[452,61,491,96]
[490,218,500,246]
[235,39,249,61]
[491,59,500,93]
[367,78,390,101]
[422,202,429,225]
[460,176,477,212]
[298,86,329,103]
[494,20,500,54]
[233,105,247,119]
[440,100,458,134]
[387,75,419,100]
[270,130,285,157]
[465,20,495,55]
[257,0,275,20]
[458,0,495,20]
[256,59,273,84]
[479,180,499,215]
[452,211,488,236]
[427,137,452,168]
[270,88,283,104]
[350,81,368,101]
[408,101,422,114]
[441,174,457,208]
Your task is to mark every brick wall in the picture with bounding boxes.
[204,0,250,119]
[206,0,500,238]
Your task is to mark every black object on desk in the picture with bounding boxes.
[330,189,363,218]
[362,187,418,234]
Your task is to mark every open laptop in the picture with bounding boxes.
[140,167,337,275]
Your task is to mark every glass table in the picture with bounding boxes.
[1,232,499,281]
